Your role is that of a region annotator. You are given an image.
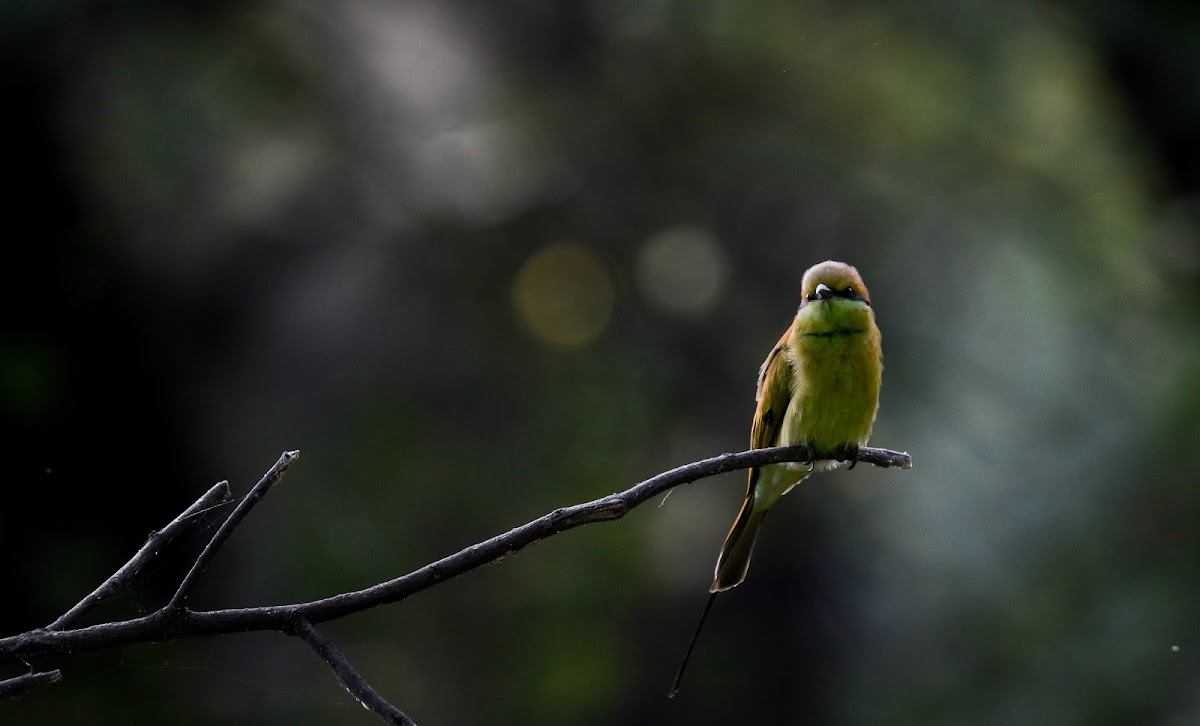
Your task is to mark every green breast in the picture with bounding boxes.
[783,305,882,451]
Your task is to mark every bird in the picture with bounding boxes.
[669,259,883,697]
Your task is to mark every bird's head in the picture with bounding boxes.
[795,260,874,332]
[800,260,871,307]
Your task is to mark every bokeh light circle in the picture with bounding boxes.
[513,243,614,348]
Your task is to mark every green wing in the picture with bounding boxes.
[748,330,794,487]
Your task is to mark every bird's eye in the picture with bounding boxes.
[844,287,855,297]
[804,293,816,303]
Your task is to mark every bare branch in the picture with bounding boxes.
[289,617,416,726]
[48,481,233,631]
[0,444,911,711]
[166,450,299,611]
[0,669,62,699]
[279,444,912,623]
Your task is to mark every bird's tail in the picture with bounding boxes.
[710,496,767,592]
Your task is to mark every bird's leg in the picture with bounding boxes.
[844,444,861,470]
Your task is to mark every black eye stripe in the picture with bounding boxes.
[803,284,868,305]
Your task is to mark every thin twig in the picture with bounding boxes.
[289,617,416,726]
[1,444,910,667]
[0,669,62,699]
[48,481,233,631]
[166,451,299,611]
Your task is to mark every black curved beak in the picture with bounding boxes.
[814,283,835,300]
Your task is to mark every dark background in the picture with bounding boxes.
[4,1,1199,723]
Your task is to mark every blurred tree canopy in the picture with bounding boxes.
[3,0,1198,724]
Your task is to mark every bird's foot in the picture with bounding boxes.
[801,443,817,473]
[844,444,861,470]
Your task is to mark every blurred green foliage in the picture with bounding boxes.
[4,0,1199,724]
